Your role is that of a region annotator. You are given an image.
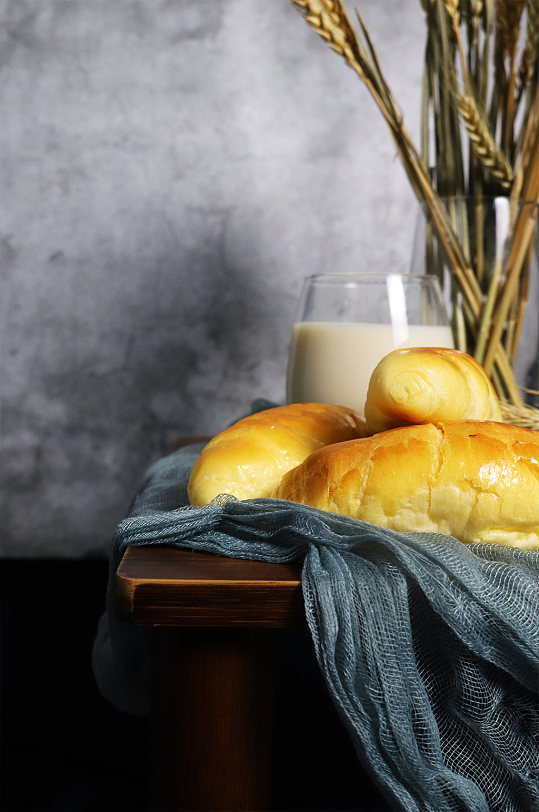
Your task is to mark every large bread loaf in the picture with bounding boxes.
[187,402,367,506]
[273,420,539,548]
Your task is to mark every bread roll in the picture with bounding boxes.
[187,403,367,506]
[274,420,539,549]
[364,347,501,434]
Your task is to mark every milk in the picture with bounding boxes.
[286,321,455,416]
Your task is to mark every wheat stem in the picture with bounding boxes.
[483,203,539,375]
[517,0,539,101]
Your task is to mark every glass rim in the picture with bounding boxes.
[418,194,538,208]
[302,272,443,285]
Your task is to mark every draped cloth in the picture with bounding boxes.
[93,437,539,812]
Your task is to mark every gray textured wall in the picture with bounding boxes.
[3,0,518,557]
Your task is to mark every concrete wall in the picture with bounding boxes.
[1,1,531,557]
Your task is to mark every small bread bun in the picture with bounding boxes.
[187,403,367,506]
[274,420,539,549]
[364,347,501,434]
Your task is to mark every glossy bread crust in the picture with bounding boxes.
[365,347,502,434]
[274,420,539,548]
[187,402,367,506]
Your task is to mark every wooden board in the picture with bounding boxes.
[116,546,304,628]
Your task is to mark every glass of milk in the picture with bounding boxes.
[286,272,454,416]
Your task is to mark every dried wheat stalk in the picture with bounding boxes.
[518,0,539,97]
[501,399,539,430]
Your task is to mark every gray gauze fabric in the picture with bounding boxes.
[93,439,539,812]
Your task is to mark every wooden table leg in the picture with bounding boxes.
[150,627,276,811]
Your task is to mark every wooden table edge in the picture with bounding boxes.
[115,545,305,628]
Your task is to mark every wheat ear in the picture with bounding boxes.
[457,94,513,187]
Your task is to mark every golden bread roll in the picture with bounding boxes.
[187,402,367,506]
[364,347,501,434]
[274,420,539,549]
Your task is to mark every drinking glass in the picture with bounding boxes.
[286,272,453,415]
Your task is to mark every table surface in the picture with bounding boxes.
[116,546,304,628]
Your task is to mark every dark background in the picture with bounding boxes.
[1,558,392,812]
[1,559,150,812]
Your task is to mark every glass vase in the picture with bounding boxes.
[410,196,539,407]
